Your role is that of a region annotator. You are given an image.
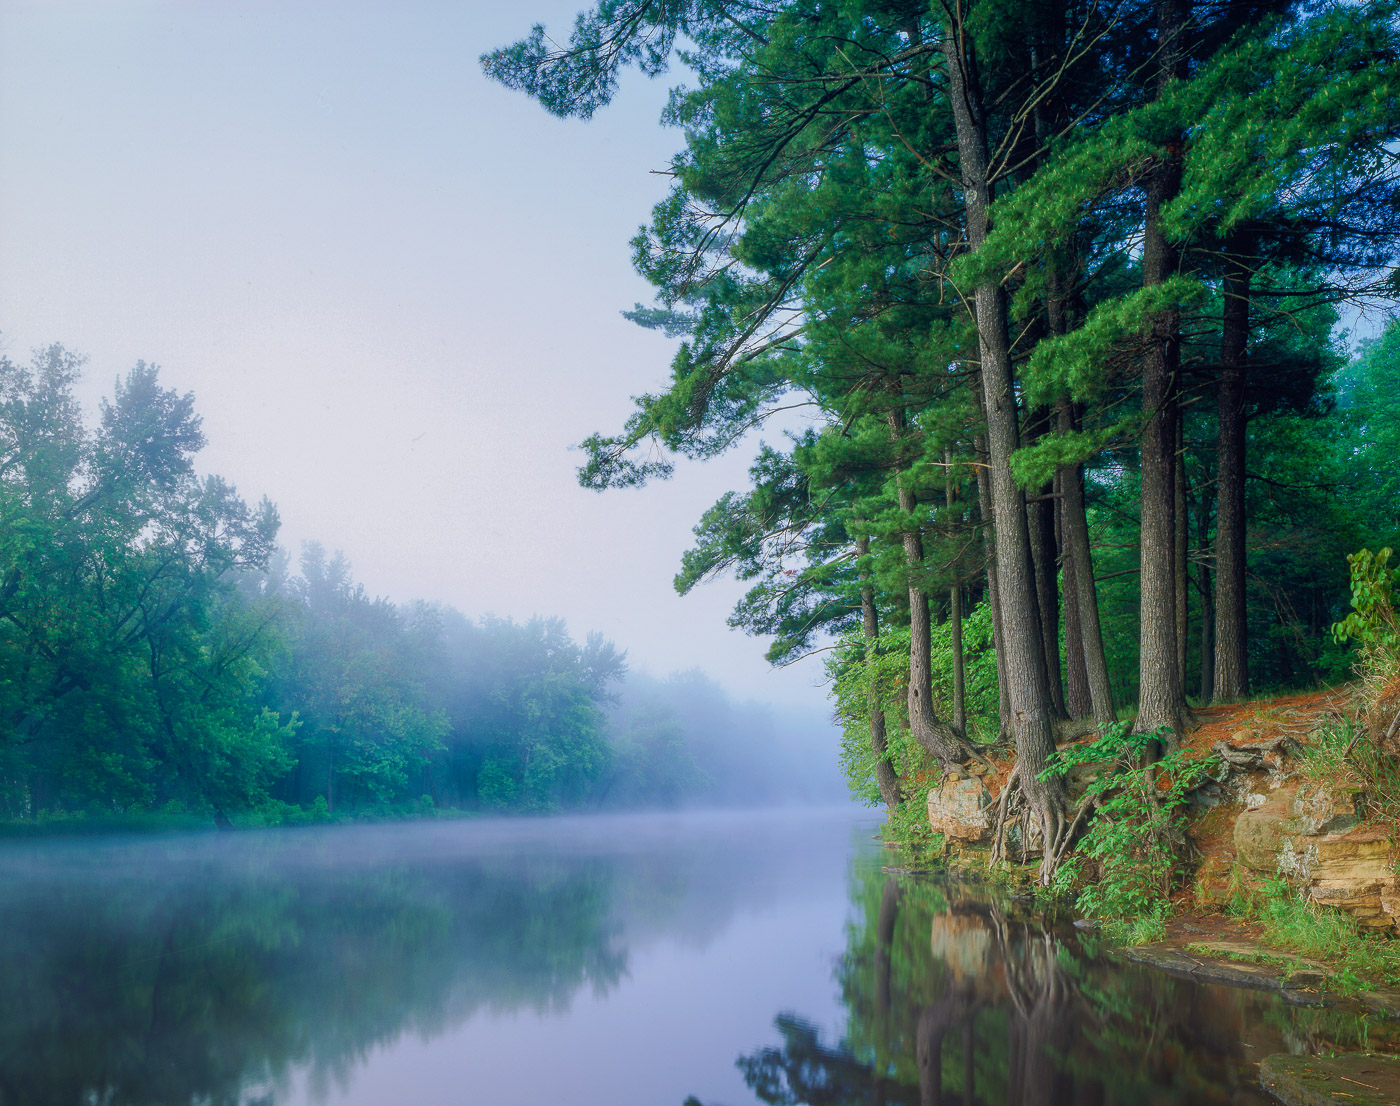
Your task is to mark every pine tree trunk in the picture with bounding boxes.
[1214,231,1253,700]
[946,450,967,734]
[1026,413,1067,720]
[858,536,903,809]
[974,430,1012,729]
[1056,401,1117,727]
[1046,250,1090,721]
[1175,422,1190,688]
[944,26,1063,866]
[1060,493,1092,720]
[1136,0,1190,740]
[889,410,969,769]
[1197,482,1216,701]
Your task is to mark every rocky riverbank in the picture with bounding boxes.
[921,689,1400,1101]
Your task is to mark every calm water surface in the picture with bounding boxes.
[0,807,1392,1106]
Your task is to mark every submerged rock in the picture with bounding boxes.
[1259,1052,1400,1106]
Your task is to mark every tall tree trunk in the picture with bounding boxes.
[1214,230,1254,700]
[1045,245,1091,722]
[1056,401,1117,727]
[974,430,1012,730]
[944,26,1064,869]
[1175,421,1190,688]
[946,449,967,734]
[1136,0,1190,740]
[1026,413,1067,720]
[1197,481,1216,701]
[1058,501,1092,722]
[858,535,903,809]
[889,410,970,769]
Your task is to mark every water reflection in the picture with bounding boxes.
[2,815,1394,1106]
[709,869,1400,1106]
[0,811,858,1106]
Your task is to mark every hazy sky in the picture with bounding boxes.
[0,1,835,714]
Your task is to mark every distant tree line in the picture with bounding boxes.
[0,347,824,825]
[485,0,1400,878]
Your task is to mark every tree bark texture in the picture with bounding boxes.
[1056,402,1117,726]
[974,430,1012,729]
[858,536,904,809]
[1060,506,1092,720]
[944,27,1064,865]
[1175,421,1190,686]
[889,411,970,769]
[1136,0,1190,739]
[946,449,967,734]
[1196,481,1216,701]
[1026,414,1067,720]
[1214,231,1253,700]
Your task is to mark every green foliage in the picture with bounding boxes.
[1339,320,1400,551]
[833,603,999,805]
[1332,547,1400,657]
[1019,277,1206,410]
[1302,719,1400,829]
[1045,724,1218,929]
[0,342,733,826]
[0,346,286,821]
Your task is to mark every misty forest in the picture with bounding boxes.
[5,0,1400,1103]
[0,350,838,822]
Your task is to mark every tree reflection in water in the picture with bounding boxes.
[5,821,1396,1106]
[700,869,1400,1106]
[0,834,632,1106]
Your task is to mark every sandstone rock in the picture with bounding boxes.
[1380,882,1400,923]
[1306,879,1386,909]
[1308,828,1395,881]
[1193,852,1244,909]
[1260,1052,1400,1106]
[1233,787,1297,872]
[1291,780,1362,835]
[927,777,993,842]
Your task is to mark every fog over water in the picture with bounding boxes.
[0,809,874,1106]
[3,809,1392,1106]
[0,1,833,722]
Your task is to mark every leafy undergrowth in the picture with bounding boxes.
[1042,723,1217,944]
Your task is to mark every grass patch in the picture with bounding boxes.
[1184,942,1316,977]
[1229,876,1400,992]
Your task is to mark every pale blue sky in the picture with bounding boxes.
[0,1,835,715]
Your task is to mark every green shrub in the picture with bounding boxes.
[1333,547,1400,658]
[1044,724,1218,934]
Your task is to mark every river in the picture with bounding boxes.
[0,807,1391,1105]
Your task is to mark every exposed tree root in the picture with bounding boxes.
[989,764,1076,884]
